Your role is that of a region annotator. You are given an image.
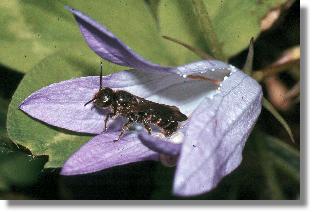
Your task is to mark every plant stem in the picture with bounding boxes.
[262,97,295,143]
[243,37,254,75]
[253,59,300,81]
[162,35,215,60]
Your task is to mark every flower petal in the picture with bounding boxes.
[109,62,229,116]
[19,76,124,134]
[65,6,172,73]
[174,60,231,81]
[60,132,159,175]
[138,132,181,156]
[18,70,173,134]
[20,61,230,134]
[173,70,263,196]
[107,63,229,116]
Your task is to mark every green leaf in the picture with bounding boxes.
[1,99,47,189]
[191,0,225,60]
[158,0,288,62]
[254,131,299,199]
[150,164,175,199]
[0,0,173,72]
[262,97,295,143]
[0,152,48,187]
[0,178,8,191]
[256,135,284,199]
[145,0,161,25]
[0,97,9,140]
[265,135,299,181]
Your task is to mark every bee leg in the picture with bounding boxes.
[162,121,177,137]
[163,129,173,137]
[143,123,152,135]
[104,113,114,132]
[113,120,133,142]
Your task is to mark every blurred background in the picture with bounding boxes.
[0,0,300,200]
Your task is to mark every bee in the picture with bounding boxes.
[85,63,188,142]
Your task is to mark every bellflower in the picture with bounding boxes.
[19,7,263,196]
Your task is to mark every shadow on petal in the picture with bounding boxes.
[61,132,159,176]
[138,132,181,156]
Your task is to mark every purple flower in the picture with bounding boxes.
[19,7,263,196]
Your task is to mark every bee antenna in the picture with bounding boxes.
[99,61,103,90]
[84,97,96,107]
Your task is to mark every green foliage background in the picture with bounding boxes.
[0,0,300,199]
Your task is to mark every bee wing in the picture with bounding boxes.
[132,95,187,121]
[149,102,187,121]
[169,106,188,121]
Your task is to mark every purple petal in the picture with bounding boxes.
[65,6,172,73]
[174,60,231,80]
[60,132,159,175]
[20,62,229,134]
[173,70,263,196]
[138,132,182,156]
[112,63,227,116]
[19,76,123,134]
[18,70,172,134]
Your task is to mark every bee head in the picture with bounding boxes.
[93,87,114,107]
[84,62,115,108]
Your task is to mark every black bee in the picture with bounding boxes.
[85,63,188,142]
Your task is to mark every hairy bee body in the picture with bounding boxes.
[89,88,187,141]
[85,64,188,141]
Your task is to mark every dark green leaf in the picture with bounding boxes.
[0,152,47,187]
[158,0,288,62]
[191,0,225,60]
[254,131,299,199]
[0,97,9,140]
[0,0,174,72]
[145,0,161,25]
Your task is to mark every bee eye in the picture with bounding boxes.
[103,95,109,102]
